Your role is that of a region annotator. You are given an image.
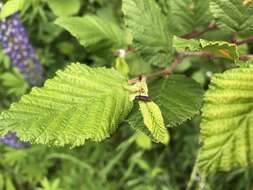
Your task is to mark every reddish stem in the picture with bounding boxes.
[235,36,253,45]
[182,23,218,39]
[128,51,253,84]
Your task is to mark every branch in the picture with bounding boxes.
[179,51,213,59]
[128,51,253,84]
[182,23,218,39]
[235,36,253,45]
[239,54,253,61]
[128,57,182,84]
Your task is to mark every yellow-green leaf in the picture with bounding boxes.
[0,0,25,19]
[199,39,239,60]
[139,101,169,145]
[198,67,253,173]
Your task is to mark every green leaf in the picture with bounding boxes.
[173,37,239,61]
[150,75,204,127]
[55,15,126,52]
[139,101,169,144]
[128,76,203,132]
[198,67,253,173]
[36,178,62,190]
[199,39,239,60]
[210,0,253,36]
[169,0,212,36]
[0,69,28,96]
[122,0,173,67]
[173,36,200,52]
[0,63,133,147]
[127,80,169,144]
[127,103,151,137]
[0,0,25,19]
[47,0,81,16]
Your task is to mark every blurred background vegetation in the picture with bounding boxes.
[0,0,253,189]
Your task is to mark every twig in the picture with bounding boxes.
[235,36,253,45]
[239,54,253,61]
[186,161,198,190]
[180,51,213,59]
[182,23,218,39]
[128,57,182,84]
[128,51,253,84]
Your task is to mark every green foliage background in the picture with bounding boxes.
[1,0,253,190]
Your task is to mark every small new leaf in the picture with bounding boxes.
[173,37,239,61]
[199,39,239,60]
[127,80,169,144]
[139,101,169,145]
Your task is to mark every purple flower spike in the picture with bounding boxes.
[0,132,29,149]
[0,10,45,148]
[0,13,44,85]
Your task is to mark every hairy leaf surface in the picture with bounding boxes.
[198,67,253,172]
[0,63,133,147]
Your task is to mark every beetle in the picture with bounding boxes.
[134,95,152,102]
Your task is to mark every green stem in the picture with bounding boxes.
[100,136,135,181]
[245,167,252,190]
[186,160,198,190]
